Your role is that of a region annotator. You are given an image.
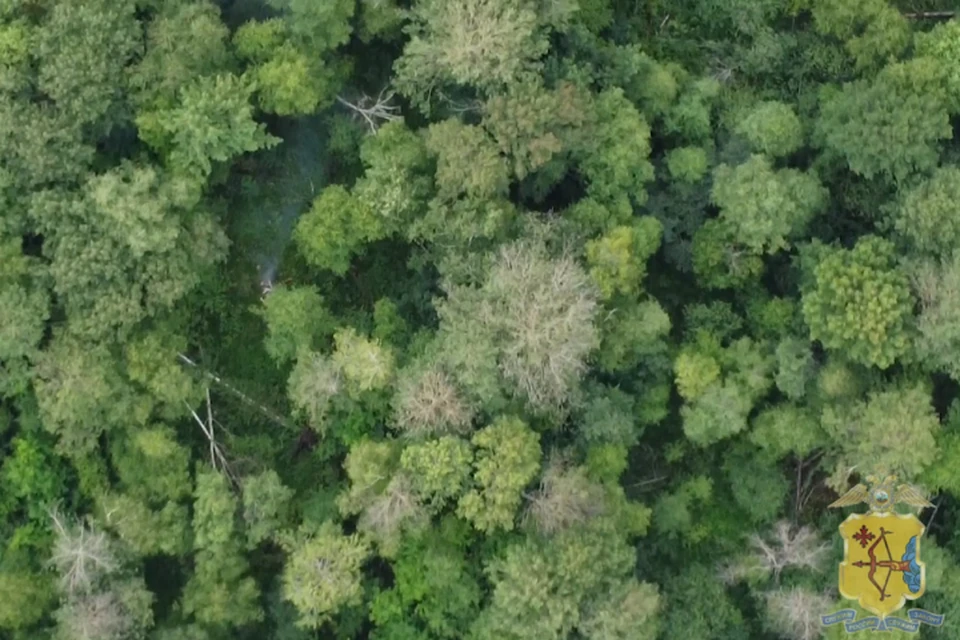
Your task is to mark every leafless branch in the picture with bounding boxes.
[750,521,830,581]
[904,11,955,19]
[434,89,482,115]
[793,451,823,522]
[185,393,239,489]
[764,587,834,640]
[523,456,605,535]
[177,352,295,431]
[926,496,943,530]
[628,475,668,488]
[336,87,403,134]
[719,520,829,586]
[48,510,118,596]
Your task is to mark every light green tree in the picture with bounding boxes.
[578,580,661,640]
[257,285,334,364]
[913,253,960,380]
[129,1,234,109]
[400,436,473,509]
[894,167,960,259]
[281,521,371,629]
[242,470,294,548]
[33,334,141,455]
[482,80,588,180]
[353,121,434,231]
[97,493,189,557]
[332,327,395,397]
[666,146,709,183]
[457,416,541,533]
[774,337,816,401]
[584,217,662,299]
[595,298,671,373]
[681,382,753,446]
[821,383,939,489]
[394,0,551,111]
[578,88,654,207]
[471,522,641,640]
[815,57,951,184]
[294,185,385,275]
[424,119,510,203]
[137,73,280,181]
[691,219,765,290]
[712,155,826,254]
[735,101,803,158]
[810,0,910,71]
[802,236,914,369]
[35,0,141,128]
[0,570,55,631]
[30,167,229,341]
[110,426,191,504]
[915,18,960,112]
[287,350,342,433]
[182,471,262,628]
[750,404,826,460]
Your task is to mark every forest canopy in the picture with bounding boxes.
[2,0,960,639]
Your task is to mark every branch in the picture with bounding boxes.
[904,11,954,19]
[926,497,942,531]
[185,398,239,489]
[336,88,402,134]
[434,89,482,115]
[177,353,296,431]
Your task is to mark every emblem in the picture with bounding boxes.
[821,475,945,633]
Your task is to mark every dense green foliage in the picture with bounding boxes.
[3,1,960,638]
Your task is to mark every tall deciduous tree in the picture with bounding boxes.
[137,73,280,182]
[711,155,826,254]
[815,57,951,184]
[802,236,914,369]
[281,521,371,629]
[35,0,141,129]
[394,0,552,111]
[435,238,600,414]
[182,471,262,628]
[821,382,939,489]
[294,185,385,276]
[457,416,541,533]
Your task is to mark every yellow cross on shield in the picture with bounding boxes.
[838,512,925,618]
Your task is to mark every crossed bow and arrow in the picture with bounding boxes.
[852,527,910,601]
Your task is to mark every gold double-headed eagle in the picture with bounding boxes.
[829,474,934,513]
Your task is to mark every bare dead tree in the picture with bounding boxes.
[764,587,834,640]
[359,475,427,540]
[392,368,474,436]
[749,520,830,581]
[56,589,131,640]
[336,87,403,134]
[523,455,605,535]
[49,510,119,596]
[719,520,830,585]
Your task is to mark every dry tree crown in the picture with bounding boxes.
[523,454,604,535]
[719,520,829,585]
[49,509,119,596]
[392,367,474,436]
[764,586,834,640]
